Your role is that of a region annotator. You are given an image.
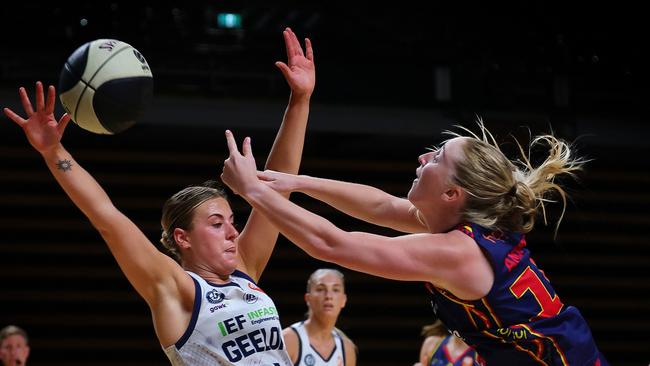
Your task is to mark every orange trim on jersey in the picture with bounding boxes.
[442,340,475,364]
[532,339,544,359]
[435,287,491,329]
[520,324,569,366]
[462,306,479,329]
[500,326,551,366]
[480,298,503,328]
[436,289,479,329]
[468,306,491,328]
[436,287,474,307]
[484,326,554,366]
[510,339,551,366]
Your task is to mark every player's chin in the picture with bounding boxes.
[224,251,239,266]
[406,186,417,202]
[320,310,341,319]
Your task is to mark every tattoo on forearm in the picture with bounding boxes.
[56,159,73,172]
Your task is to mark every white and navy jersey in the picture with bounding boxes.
[289,322,346,366]
[164,270,293,366]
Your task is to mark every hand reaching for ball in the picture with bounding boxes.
[3,81,71,155]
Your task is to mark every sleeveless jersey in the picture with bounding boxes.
[289,321,346,366]
[164,270,293,366]
[426,223,608,366]
[428,335,476,366]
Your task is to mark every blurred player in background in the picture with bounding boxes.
[283,268,357,366]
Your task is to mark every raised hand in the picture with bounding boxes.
[221,130,260,196]
[275,27,315,98]
[3,81,71,155]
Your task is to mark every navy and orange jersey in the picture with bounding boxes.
[425,223,607,366]
[428,335,477,366]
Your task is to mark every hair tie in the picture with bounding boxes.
[507,184,517,197]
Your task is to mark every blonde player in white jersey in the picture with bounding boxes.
[3,27,314,365]
[283,269,357,366]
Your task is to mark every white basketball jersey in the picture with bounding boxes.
[164,271,293,366]
[289,322,346,366]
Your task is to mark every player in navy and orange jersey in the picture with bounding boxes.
[415,320,475,366]
[221,120,608,365]
[426,222,602,365]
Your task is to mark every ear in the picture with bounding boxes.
[174,227,192,249]
[442,185,464,203]
[341,293,348,309]
[304,293,310,306]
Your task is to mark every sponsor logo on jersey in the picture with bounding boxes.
[494,326,531,340]
[206,289,226,304]
[221,325,285,362]
[247,306,277,320]
[504,237,527,272]
[243,293,259,304]
[248,282,266,293]
[209,303,228,313]
[304,354,316,366]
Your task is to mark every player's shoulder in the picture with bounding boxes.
[421,335,445,353]
[281,323,301,364]
[342,333,357,349]
[282,322,301,338]
[334,328,358,354]
[281,325,300,349]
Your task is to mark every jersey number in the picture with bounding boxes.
[509,266,563,321]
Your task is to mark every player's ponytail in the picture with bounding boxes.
[448,120,585,235]
[514,134,584,234]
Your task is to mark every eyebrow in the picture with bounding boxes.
[208,213,234,221]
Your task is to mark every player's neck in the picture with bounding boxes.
[304,318,335,341]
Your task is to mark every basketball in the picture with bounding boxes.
[58,39,153,135]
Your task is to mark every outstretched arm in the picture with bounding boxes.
[236,27,315,281]
[222,132,493,299]
[3,82,193,345]
[258,170,428,233]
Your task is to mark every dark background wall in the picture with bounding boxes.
[1,1,649,365]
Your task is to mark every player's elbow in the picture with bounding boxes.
[304,235,336,261]
[307,229,349,263]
